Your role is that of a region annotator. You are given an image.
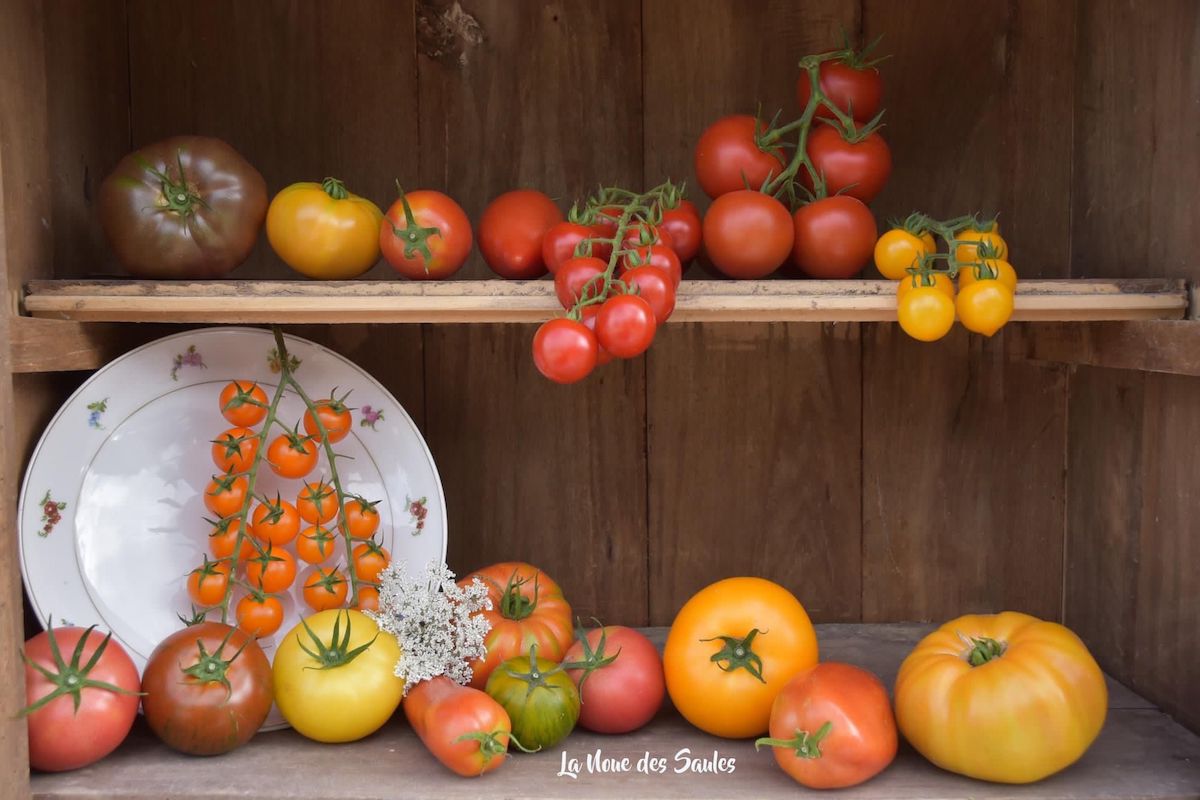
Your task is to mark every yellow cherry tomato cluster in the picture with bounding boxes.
[874,213,1017,342]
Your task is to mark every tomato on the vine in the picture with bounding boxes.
[478,189,563,279]
[791,196,877,279]
[353,586,380,612]
[695,115,786,199]
[303,396,352,443]
[621,221,673,251]
[875,229,935,281]
[211,427,260,474]
[953,227,1008,263]
[960,259,1018,293]
[805,124,892,204]
[352,539,391,584]
[797,60,883,124]
[542,221,597,274]
[620,243,681,287]
[956,280,1014,337]
[203,472,248,518]
[187,558,230,607]
[703,190,794,279]
[897,286,955,342]
[898,273,955,299]
[296,480,337,524]
[554,257,607,309]
[296,524,337,565]
[252,497,301,546]
[342,497,381,539]
[579,306,614,367]
[303,566,350,611]
[620,266,676,324]
[660,200,702,264]
[532,318,599,384]
[266,431,318,479]
[208,518,256,562]
[380,189,472,280]
[236,593,284,638]
[218,381,267,428]
[245,545,297,593]
[596,295,657,359]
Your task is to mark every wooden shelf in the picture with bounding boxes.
[30,624,1200,800]
[21,278,1189,324]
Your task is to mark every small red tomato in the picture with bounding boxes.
[532,318,598,384]
[565,626,665,735]
[554,256,608,309]
[804,125,892,204]
[592,206,623,240]
[791,196,878,279]
[621,221,673,251]
[595,295,656,359]
[380,189,472,280]
[703,190,794,279]
[694,115,786,199]
[620,243,681,287]
[796,60,884,124]
[579,306,615,366]
[660,200,702,264]
[542,222,597,274]
[620,266,675,324]
[478,190,562,279]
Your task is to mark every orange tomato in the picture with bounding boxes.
[296,481,337,524]
[352,586,380,612]
[211,427,260,474]
[236,593,284,638]
[342,497,380,540]
[203,472,249,518]
[186,559,231,607]
[352,540,390,584]
[252,499,300,547]
[208,518,256,562]
[266,432,318,479]
[302,566,349,611]
[218,380,268,427]
[303,397,352,444]
[245,546,296,593]
[296,525,337,565]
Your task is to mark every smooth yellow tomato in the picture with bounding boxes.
[874,229,935,280]
[897,286,955,342]
[272,609,403,743]
[267,178,383,279]
[959,258,1018,293]
[895,612,1107,784]
[956,280,1014,336]
[897,272,955,299]
[919,231,936,251]
[663,577,817,739]
[953,227,1008,263]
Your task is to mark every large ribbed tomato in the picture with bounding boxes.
[894,612,1107,784]
[458,562,574,689]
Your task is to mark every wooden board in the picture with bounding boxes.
[29,625,1200,800]
[1014,321,1200,378]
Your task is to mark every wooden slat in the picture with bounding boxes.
[1013,320,1200,377]
[8,318,149,374]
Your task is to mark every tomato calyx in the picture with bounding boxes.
[386,181,442,267]
[496,568,542,621]
[212,430,255,462]
[255,492,290,526]
[295,609,379,671]
[702,628,767,683]
[502,642,568,700]
[221,382,266,415]
[305,565,348,597]
[180,625,252,696]
[178,606,209,627]
[562,619,621,693]
[964,635,1007,666]
[455,728,538,762]
[754,721,834,759]
[20,620,144,716]
[320,177,350,200]
[135,151,208,217]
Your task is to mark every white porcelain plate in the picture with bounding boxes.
[18,327,446,730]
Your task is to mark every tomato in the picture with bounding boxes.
[274,609,404,743]
[478,189,563,279]
[352,539,391,584]
[458,563,575,689]
[245,545,297,593]
[543,221,600,273]
[694,115,786,199]
[352,586,380,612]
[236,592,284,638]
[592,206,623,240]
[486,646,580,749]
[252,497,301,546]
[595,295,657,359]
[791,196,877,278]
[208,518,256,562]
[897,286,956,342]
[23,624,139,772]
[564,625,664,734]
[874,229,935,281]
[218,380,267,427]
[342,496,381,539]
[755,663,897,789]
[895,612,1107,784]
[296,524,337,565]
[953,227,1008,263]
[266,178,383,280]
[621,221,672,251]
[897,272,955,300]
[405,677,515,777]
[660,200,702,264]
[554,256,608,309]
[620,243,681,287]
[532,318,599,384]
[203,472,248,518]
[805,125,892,204]
[267,431,318,479]
[960,258,1018,293]
[703,190,794,279]
[381,188,472,280]
[98,136,267,279]
[797,60,883,124]
[186,558,230,607]
[619,266,675,324]
[211,427,260,474]
[303,395,353,443]
[302,566,350,611]
[956,280,1014,337]
[296,480,337,524]
[663,577,818,739]
[578,306,614,367]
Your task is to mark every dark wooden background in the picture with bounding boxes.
[8,0,1199,730]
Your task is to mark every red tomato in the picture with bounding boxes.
[756,662,897,789]
[621,221,673,251]
[797,61,884,124]
[532,318,598,384]
[805,125,892,204]
[660,200,702,263]
[620,266,675,324]
[595,295,657,359]
[579,306,614,366]
[404,677,515,777]
[564,626,665,734]
[791,196,878,278]
[554,256,608,309]
[694,115,786,199]
[703,190,794,278]
[592,206,623,239]
[381,189,472,280]
[23,625,140,772]
[478,189,562,279]
[542,221,597,274]
[620,243,681,287]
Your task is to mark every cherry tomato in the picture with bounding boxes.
[703,190,794,279]
[694,115,786,199]
[542,221,597,274]
[956,280,1014,337]
[204,472,248,519]
[236,593,284,638]
[186,559,230,607]
[805,125,892,204]
[953,227,1008,263]
[791,196,877,279]
[660,200,702,264]
[296,480,337,524]
[218,381,267,428]
[245,545,297,593]
[380,189,472,280]
[532,318,599,384]
[352,539,391,584]
[621,221,673,251]
[252,499,301,547]
[211,427,260,474]
[797,60,884,124]
[875,229,935,281]
[960,258,1018,293]
[342,497,381,539]
[303,397,352,444]
[478,189,562,279]
[296,524,338,565]
[579,306,614,366]
[595,295,657,359]
[303,566,349,611]
[564,625,665,734]
[620,243,681,287]
[620,266,676,324]
[208,518,256,562]
[554,256,608,309]
[897,286,956,342]
[591,206,623,240]
[267,432,318,479]
[898,273,955,299]
[353,586,380,612]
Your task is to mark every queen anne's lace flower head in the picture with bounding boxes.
[368,560,492,694]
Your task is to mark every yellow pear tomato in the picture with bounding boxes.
[267,177,383,279]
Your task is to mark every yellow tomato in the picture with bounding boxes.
[953,227,1008,263]
[897,286,955,342]
[663,577,817,739]
[919,231,936,251]
[272,609,403,743]
[956,280,1014,336]
[959,258,1018,293]
[267,178,383,279]
[895,612,1107,784]
[897,272,955,299]
[874,229,935,280]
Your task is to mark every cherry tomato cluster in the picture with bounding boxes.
[877,213,1017,341]
[694,39,889,280]
[530,182,702,383]
[188,381,391,637]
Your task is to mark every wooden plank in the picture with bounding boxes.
[1013,321,1200,377]
[30,625,1200,800]
[646,323,862,625]
[8,318,152,374]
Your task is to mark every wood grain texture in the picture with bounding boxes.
[1015,321,1200,377]
[646,323,862,625]
[126,0,420,280]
